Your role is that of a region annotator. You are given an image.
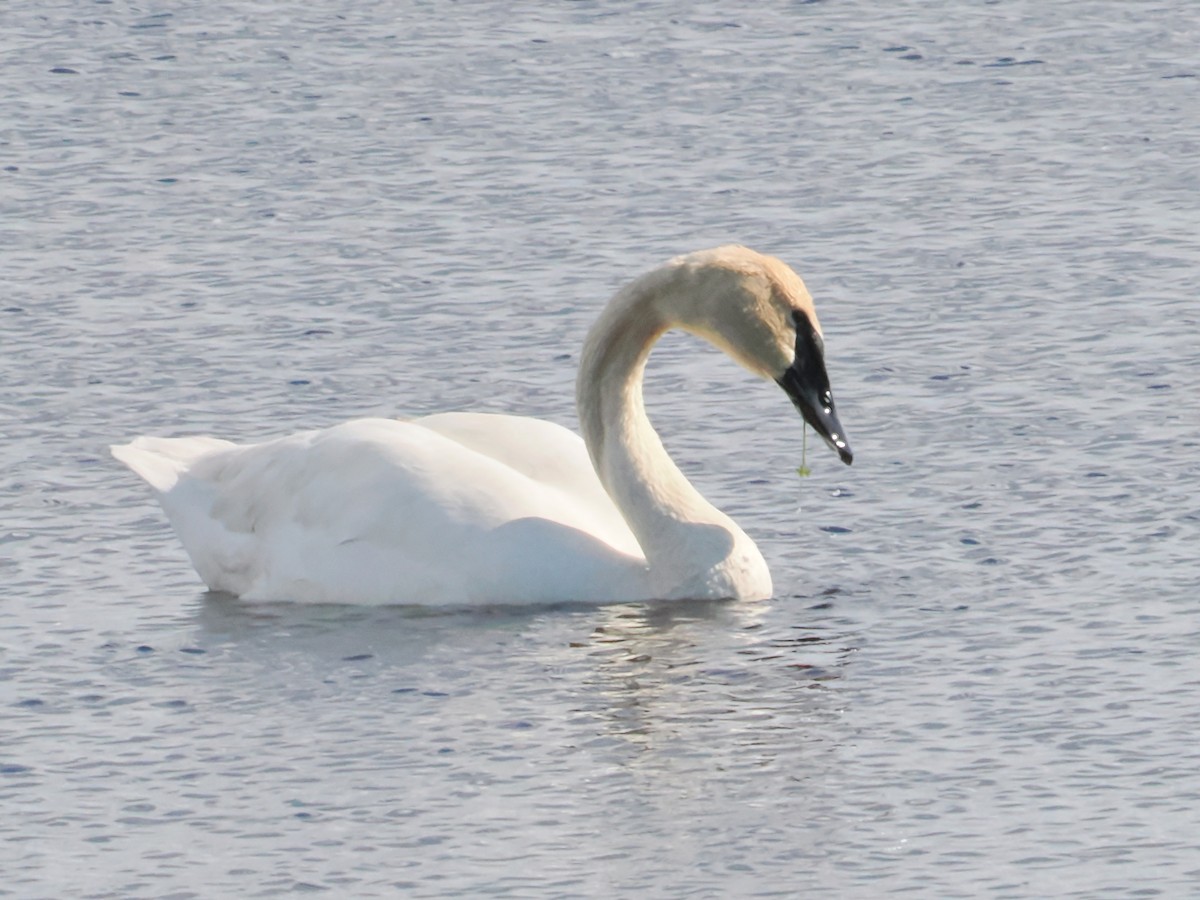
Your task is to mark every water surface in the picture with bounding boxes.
[3,0,1198,896]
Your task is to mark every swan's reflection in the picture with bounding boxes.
[187,588,858,769]
[565,595,858,762]
[191,590,461,671]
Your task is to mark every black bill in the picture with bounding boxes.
[775,310,853,465]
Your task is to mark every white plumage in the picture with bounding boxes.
[113,246,852,605]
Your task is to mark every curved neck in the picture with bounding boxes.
[575,272,771,600]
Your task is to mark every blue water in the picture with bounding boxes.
[3,1,1198,896]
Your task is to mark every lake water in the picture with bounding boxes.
[3,0,1199,896]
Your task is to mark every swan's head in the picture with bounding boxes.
[665,245,853,465]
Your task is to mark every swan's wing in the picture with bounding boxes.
[415,411,646,560]
[415,411,632,532]
[416,412,589,487]
[113,416,645,604]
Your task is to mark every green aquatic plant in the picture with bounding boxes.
[796,423,812,478]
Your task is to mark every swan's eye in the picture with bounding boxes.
[789,309,824,358]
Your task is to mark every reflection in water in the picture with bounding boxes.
[187,591,860,774]
[566,597,859,765]
[190,590,462,673]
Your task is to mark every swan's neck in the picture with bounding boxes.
[576,273,772,601]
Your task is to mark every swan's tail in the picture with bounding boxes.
[111,436,234,493]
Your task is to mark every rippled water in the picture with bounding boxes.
[3,0,1199,896]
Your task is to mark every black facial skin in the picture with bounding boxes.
[775,310,853,465]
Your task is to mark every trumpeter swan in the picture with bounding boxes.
[113,245,852,605]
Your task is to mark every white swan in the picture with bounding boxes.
[113,245,852,606]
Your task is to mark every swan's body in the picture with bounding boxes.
[114,245,852,605]
[114,414,649,604]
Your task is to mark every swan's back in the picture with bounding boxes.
[113,415,647,605]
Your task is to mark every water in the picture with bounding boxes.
[3,0,1198,896]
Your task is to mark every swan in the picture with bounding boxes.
[112,245,853,606]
